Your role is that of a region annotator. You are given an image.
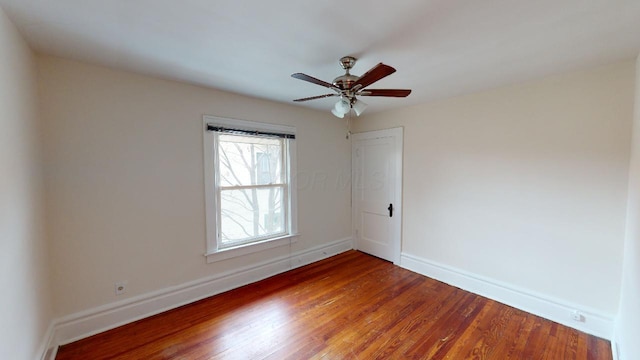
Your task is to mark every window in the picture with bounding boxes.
[203,116,297,262]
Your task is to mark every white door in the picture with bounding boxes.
[352,128,402,264]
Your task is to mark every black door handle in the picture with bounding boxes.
[388,203,393,217]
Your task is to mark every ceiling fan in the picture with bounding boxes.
[291,56,411,118]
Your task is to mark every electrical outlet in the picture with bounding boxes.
[115,281,127,295]
[571,310,584,322]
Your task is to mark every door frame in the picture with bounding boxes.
[351,127,403,264]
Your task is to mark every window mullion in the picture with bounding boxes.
[220,183,285,191]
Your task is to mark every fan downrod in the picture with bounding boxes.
[334,56,359,90]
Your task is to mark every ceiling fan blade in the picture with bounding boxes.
[293,93,338,102]
[291,73,337,89]
[351,63,396,90]
[358,89,412,97]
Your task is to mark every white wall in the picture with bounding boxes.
[616,55,640,360]
[354,61,634,318]
[38,56,352,317]
[0,6,53,360]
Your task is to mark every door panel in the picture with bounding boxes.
[352,128,402,263]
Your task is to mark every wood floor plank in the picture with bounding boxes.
[56,251,612,360]
[445,300,513,359]
[356,282,458,359]
[270,267,423,359]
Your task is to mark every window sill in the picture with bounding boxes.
[205,234,299,263]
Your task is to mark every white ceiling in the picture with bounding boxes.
[2,0,640,113]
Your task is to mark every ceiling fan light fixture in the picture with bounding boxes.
[335,98,350,114]
[331,107,345,118]
[332,98,351,118]
[352,99,367,116]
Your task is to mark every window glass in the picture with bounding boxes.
[218,135,283,187]
[220,186,285,245]
[217,134,287,248]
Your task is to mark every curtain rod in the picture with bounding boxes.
[206,124,295,139]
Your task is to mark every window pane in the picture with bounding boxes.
[218,134,283,186]
[220,186,285,246]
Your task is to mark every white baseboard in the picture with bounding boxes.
[612,342,621,360]
[611,328,621,360]
[46,237,353,352]
[400,252,614,340]
[38,321,57,360]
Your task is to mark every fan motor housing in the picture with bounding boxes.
[333,74,358,90]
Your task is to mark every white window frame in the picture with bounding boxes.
[203,115,298,263]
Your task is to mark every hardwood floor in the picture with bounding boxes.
[56,250,612,359]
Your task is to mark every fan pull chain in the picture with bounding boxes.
[346,111,352,139]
